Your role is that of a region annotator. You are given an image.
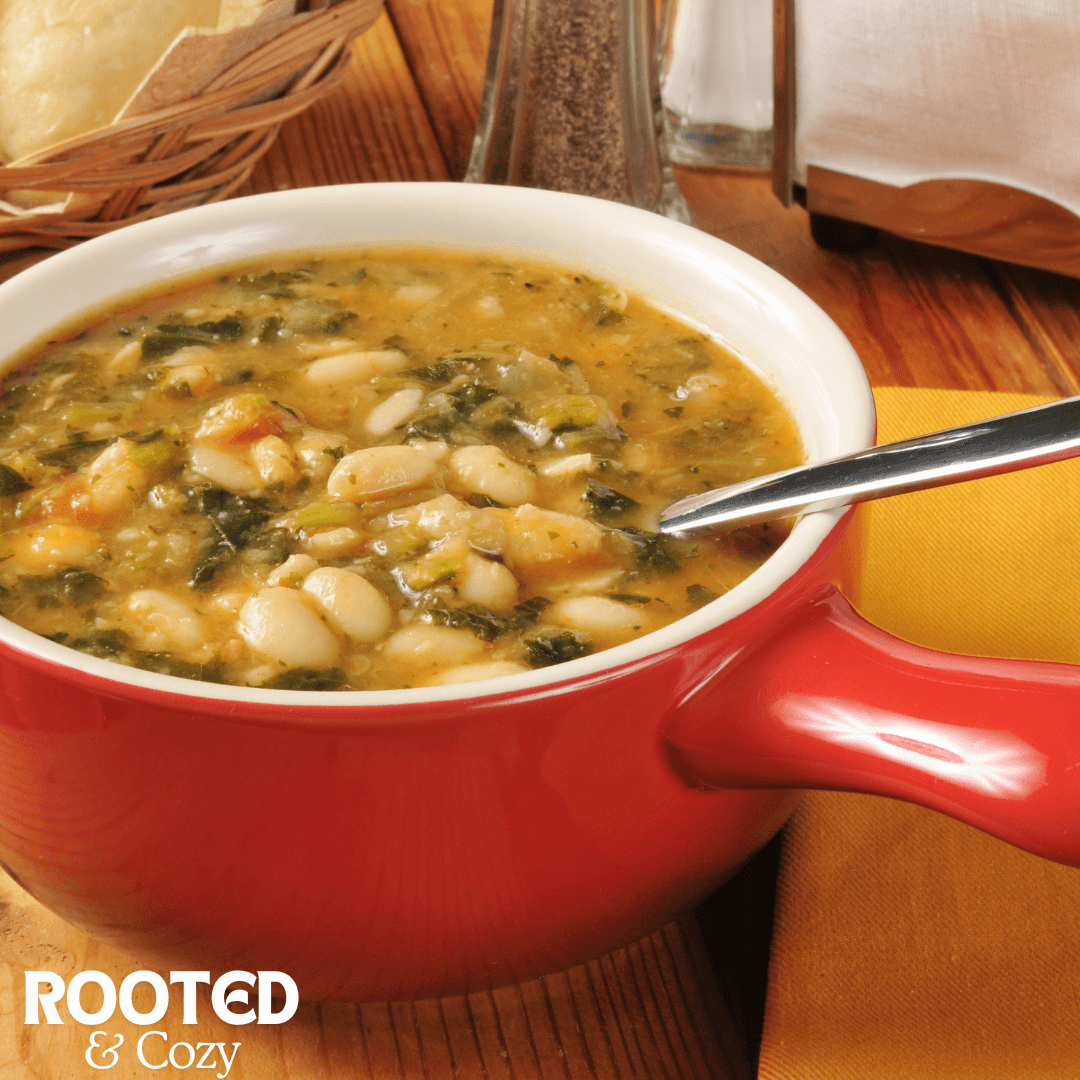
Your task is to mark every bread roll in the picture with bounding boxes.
[0,0,222,162]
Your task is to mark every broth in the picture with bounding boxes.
[0,250,803,689]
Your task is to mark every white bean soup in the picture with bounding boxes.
[0,250,803,690]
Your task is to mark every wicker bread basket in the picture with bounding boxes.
[0,0,382,273]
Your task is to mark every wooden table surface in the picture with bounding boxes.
[3,2,1080,1078]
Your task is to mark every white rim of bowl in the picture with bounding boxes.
[0,183,875,712]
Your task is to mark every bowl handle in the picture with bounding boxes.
[662,586,1080,865]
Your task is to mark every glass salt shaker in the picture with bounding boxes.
[659,0,773,169]
[464,0,693,224]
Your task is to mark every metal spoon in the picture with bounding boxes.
[658,394,1080,535]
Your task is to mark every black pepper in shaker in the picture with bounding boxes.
[465,0,693,222]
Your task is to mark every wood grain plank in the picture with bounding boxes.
[635,936,702,1078]
[410,998,459,1077]
[563,967,620,1077]
[363,1001,413,1078]
[533,972,601,1080]
[385,0,494,178]
[558,968,626,1078]
[516,979,577,1080]
[575,960,643,1079]
[319,1002,372,1078]
[986,263,1080,395]
[281,1002,334,1077]
[599,951,677,1079]
[488,983,548,1080]
[243,9,449,192]
[674,167,1080,395]
[625,939,691,1079]
[662,920,753,1080]
[439,994,512,1080]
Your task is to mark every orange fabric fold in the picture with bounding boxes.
[759,388,1080,1080]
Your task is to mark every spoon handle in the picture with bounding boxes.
[658,394,1080,534]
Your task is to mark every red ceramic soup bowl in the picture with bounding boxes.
[0,184,1077,1002]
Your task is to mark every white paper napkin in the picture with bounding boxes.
[795,0,1080,217]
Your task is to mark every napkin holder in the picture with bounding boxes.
[772,0,1080,278]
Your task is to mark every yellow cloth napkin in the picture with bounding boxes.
[759,387,1080,1080]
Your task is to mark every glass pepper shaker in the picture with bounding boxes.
[464,0,694,224]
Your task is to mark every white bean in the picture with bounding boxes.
[158,345,214,367]
[427,660,529,686]
[302,567,392,642]
[304,349,408,387]
[208,588,252,615]
[538,453,593,478]
[85,439,150,518]
[4,524,101,572]
[406,438,450,462]
[380,624,486,666]
[194,394,293,444]
[250,434,299,487]
[327,445,436,502]
[163,364,220,396]
[546,567,625,596]
[476,295,504,317]
[295,339,360,359]
[544,596,643,639]
[602,286,628,312]
[499,504,603,577]
[457,554,518,613]
[404,493,471,540]
[465,507,508,555]
[294,430,348,479]
[301,527,365,558]
[394,282,442,304]
[107,339,142,375]
[237,587,339,669]
[392,494,508,554]
[266,553,319,586]
[364,389,424,438]
[124,590,205,653]
[189,443,262,493]
[448,445,536,507]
